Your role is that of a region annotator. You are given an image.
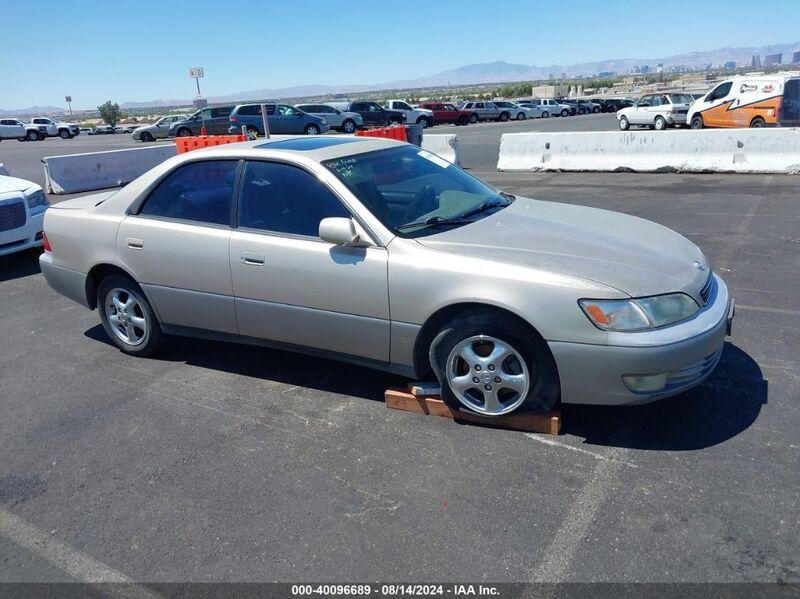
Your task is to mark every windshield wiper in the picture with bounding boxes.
[395,215,474,232]
[457,195,512,219]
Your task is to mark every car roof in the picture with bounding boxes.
[184,136,405,162]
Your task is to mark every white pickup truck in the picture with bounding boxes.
[29,117,80,139]
[383,100,435,128]
[0,119,45,141]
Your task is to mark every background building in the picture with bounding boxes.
[765,53,782,66]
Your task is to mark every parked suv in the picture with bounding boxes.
[576,100,601,114]
[168,105,236,137]
[459,101,509,122]
[295,104,362,133]
[228,104,329,135]
[418,102,475,126]
[330,101,405,127]
[618,93,693,130]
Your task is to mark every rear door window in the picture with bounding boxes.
[139,160,237,226]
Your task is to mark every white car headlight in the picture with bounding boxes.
[579,293,699,331]
[25,189,49,212]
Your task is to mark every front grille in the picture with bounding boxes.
[0,201,26,232]
[699,271,714,304]
[664,348,723,393]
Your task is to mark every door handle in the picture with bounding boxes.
[241,252,265,265]
[127,237,144,250]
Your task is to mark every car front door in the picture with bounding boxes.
[0,119,25,139]
[631,96,651,124]
[229,160,390,361]
[700,82,734,127]
[117,159,239,334]
[316,105,340,128]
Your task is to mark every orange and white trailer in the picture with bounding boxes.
[687,72,800,129]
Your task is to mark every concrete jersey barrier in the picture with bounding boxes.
[421,134,461,166]
[43,144,178,194]
[497,129,800,174]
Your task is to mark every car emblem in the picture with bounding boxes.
[693,260,706,271]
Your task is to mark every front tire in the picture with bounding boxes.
[304,124,321,135]
[561,109,569,117]
[516,112,526,121]
[26,130,40,141]
[690,115,704,130]
[416,117,430,128]
[654,116,667,130]
[618,116,630,130]
[140,131,154,142]
[458,115,469,126]
[429,311,560,416]
[341,119,357,133]
[177,127,193,137]
[98,275,162,357]
[59,129,70,139]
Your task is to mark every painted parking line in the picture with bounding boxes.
[0,507,162,599]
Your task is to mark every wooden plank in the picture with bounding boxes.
[384,387,561,435]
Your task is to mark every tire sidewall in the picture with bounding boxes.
[429,312,559,415]
[98,275,161,357]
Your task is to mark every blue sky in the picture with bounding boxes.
[2,0,800,109]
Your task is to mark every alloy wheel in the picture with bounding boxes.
[105,288,148,346]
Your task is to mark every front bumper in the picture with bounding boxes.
[0,209,45,257]
[549,274,734,406]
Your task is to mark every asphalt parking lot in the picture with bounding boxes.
[1,167,798,584]
[0,113,620,194]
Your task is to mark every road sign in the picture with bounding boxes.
[189,67,204,79]
[65,95,72,103]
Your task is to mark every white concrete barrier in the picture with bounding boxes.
[421,134,461,166]
[497,129,800,174]
[0,164,9,176]
[43,144,178,194]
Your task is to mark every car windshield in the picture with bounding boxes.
[323,146,511,238]
[669,94,694,104]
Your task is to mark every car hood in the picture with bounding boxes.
[0,175,37,194]
[415,197,709,299]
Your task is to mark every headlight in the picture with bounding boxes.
[25,189,49,211]
[320,119,327,125]
[579,293,699,331]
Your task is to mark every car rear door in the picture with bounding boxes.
[229,159,390,361]
[117,159,239,334]
[0,119,25,139]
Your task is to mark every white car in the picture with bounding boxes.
[132,115,189,141]
[492,101,536,120]
[384,100,436,128]
[29,117,80,139]
[294,104,364,134]
[0,119,44,142]
[0,175,49,257]
[617,93,694,131]
[524,98,571,118]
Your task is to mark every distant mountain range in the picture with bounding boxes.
[5,42,800,114]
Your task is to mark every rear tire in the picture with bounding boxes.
[429,310,560,416]
[98,274,162,357]
[618,116,630,130]
[498,112,509,122]
[654,116,667,130]
[542,111,550,118]
[750,117,765,128]
[469,114,478,124]
[690,115,704,130]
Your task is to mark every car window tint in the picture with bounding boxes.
[238,161,350,238]
[140,160,236,226]
[238,105,261,116]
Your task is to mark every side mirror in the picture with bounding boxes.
[319,217,360,245]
